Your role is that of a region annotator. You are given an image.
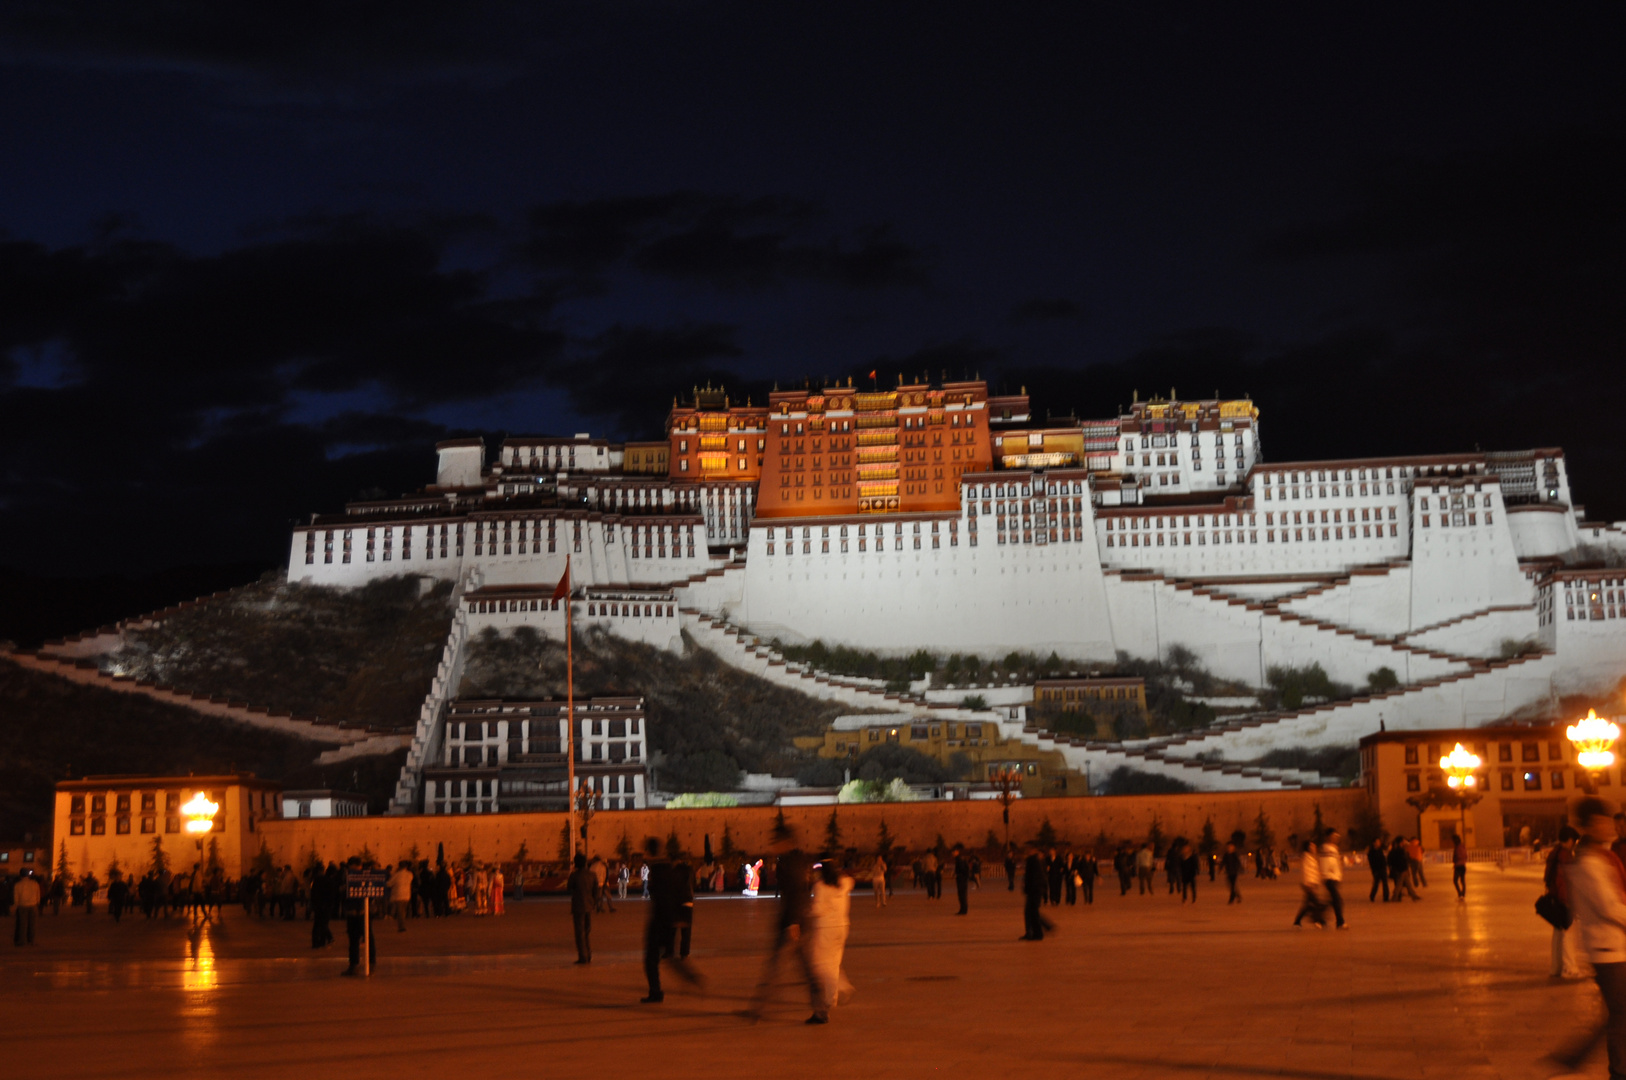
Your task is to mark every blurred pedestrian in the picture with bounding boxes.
[1020,851,1054,941]
[870,855,888,908]
[1451,833,1468,901]
[387,861,413,931]
[1078,849,1098,904]
[806,860,855,1025]
[1222,841,1243,904]
[13,869,40,946]
[953,847,971,915]
[1548,797,1626,1078]
[1367,834,1390,902]
[746,835,812,1021]
[1545,825,1582,980]
[1135,843,1155,895]
[1180,842,1199,903]
[1387,838,1420,901]
[339,857,376,977]
[567,853,596,964]
[1292,839,1326,929]
[1320,830,1347,929]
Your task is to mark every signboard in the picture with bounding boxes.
[344,869,388,900]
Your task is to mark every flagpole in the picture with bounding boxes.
[564,555,576,862]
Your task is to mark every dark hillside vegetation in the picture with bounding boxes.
[459,626,847,791]
[110,575,454,731]
[0,658,404,838]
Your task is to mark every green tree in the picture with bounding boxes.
[1094,828,1112,855]
[824,808,843,852]
[1035,817,1058,848]
[772,808,792,842]
[250,839,274,875]
[304,845,324,876]
[1252,807,1276,853]
[665,831,686,861]
[462,841,478,874]
[406,843,422,864]
[55,840,71,883]
[876,818,894,857]
[719,824,737,859]
[205,837,222,877]
[1198,817,1219,857]
[513,839,530,863]
[107,854,122,881]
[1349,801,1385,849]
[1148,814,1165,855]
[151,836,172,877]
[1312,802,1326,839]
[984,829,1001,853]
[1365,666,1400,692]
[616,831,633,861]
[359,843,376,868]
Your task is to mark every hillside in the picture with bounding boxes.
[0,658,405,839]
[108,575,454,731]
[458,626,848,791]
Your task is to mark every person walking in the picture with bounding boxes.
[1135,843,1155,896]
[1545,826,1582,980]
[1063,851,1078,906]
[1020,852,1053,941]
[953,847,971,916]
[1549,797,1626,1078]
[339,857,376,977]
[1005,845,1018,892]
[1222,841,1243,904]
[617,861,630,901]
[589,854,613,913]
[1115,845,1133,896]
[567,853,596,964]
[1180,842,1200,904]
[805,861,855,1025]
[1406,836,1428,888]
[669,859,695,960]
[1367,835,1390,902]
[1048,849,1066,906]
[387,861,413,932]
[870,855,887,909]
[746,835,813,1021]
[921,850,939,900]
[640,859,651,900]
[1451,833,1468,901]
[1320,830,1347,929]
[1079,850,1098,904]
[13,869,40,946]
[1387,838,1420,901]
[1292,839,1327,929]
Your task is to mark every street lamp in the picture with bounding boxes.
[1438,743,1481,845]
[574,784,602,853]
[182,791,218,844]
[1567,709,1620,794]
[993,764,1022,848]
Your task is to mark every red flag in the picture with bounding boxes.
[551,568,569,601]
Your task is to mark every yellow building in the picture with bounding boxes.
[1358,725,1617,849]
[1034,676,1147,713]
[797,716,1084,796]
[53,774,283,882]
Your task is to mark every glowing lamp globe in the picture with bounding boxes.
[1439,743,1481,790]
[182,792,219,835]
[1568,710,1621,771]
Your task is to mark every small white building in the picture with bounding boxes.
[281,790,368,819]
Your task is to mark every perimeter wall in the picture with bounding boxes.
[255,788,1367,871]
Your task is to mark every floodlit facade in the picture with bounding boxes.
[283,380,1626,807]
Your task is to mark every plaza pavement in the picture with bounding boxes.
[1,862,1600,1079]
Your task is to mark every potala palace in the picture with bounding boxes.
[283,381,1626,812]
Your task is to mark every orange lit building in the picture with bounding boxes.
[755,378,1018,518]
[664,386,768,482]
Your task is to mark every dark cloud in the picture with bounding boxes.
[1008,298,1083,324]
[527,194,927,292]
[0,0,541,87]
[560,323,748,438]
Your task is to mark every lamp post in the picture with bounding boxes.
[1438,743,1482,846]
[993,764,1022,848]
[1568,710,1620,795]
[180,791,219,924]
[574,784,602,855]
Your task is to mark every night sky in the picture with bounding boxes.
[1,4,1622,590]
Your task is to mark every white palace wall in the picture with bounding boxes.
[735,507,1118,660]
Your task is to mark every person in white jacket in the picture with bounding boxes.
[1292,839,1326,929]
[1320,830,1348,930]
[1551,796,1626,1078]
[805,861,855,1025]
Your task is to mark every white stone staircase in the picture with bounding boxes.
[389,567,481,813]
